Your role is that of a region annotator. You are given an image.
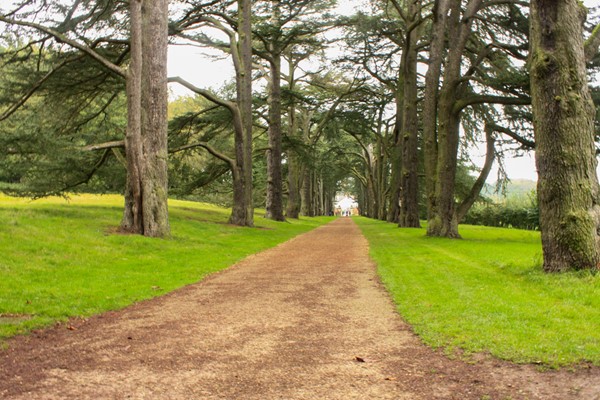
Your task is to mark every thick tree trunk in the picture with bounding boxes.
[387,88,403,223]
[139,0,170,237]
[423,0,449,234]
[399,5,421,228]
[121,0,170,237]
[265,54,285,221]
[427,0,481,238]
[530,0,600,271]
[121,0,144,234]
[431,96,461,238]
[229,0,254,227]
[285,96,302,219]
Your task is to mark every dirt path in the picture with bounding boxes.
[1,218,599,399]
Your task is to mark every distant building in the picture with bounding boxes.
[334,194,359,217]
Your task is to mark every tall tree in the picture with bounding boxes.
[530,0,600,271]
[423,0,530,238]
[171,0,255,226]
[122,0,170,237]
[0,0,171,237]
[395,0,422,228]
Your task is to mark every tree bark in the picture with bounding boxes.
[423,0,450,235]
[427,0,482,238]
[530,0,600,271]
[229,0,254,227]
[301,168,314,217]
[121,0,144,234]
[121,0,170,237]
[387,85,404,223]
[286,150,302,218]
[399,0,421,228]
[265,52,285,221]
[139,0,170,237]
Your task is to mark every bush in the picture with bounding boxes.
[463,190,539,230]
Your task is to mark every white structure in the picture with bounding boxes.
[334,194,358,216]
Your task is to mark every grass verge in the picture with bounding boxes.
[355,217,600,368]
[0,194,332,342]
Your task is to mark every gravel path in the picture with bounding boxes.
[1,218,599,399]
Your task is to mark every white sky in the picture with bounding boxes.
[167,0,600,183]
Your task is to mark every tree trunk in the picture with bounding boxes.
[229,0,254,227]
[423,0,450,234]
[286,151,302,218]
[456,125,495,222]
[139,0,170,237]
[399,2,421,228]
[530,0,600,271]
[265,54,285,221]
[121,0,170,237]
[387,87,404,223]
[301,168,314,217]
[121,0,144,234]
[427,0,481,238]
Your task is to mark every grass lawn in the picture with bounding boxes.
[0,194,332,342]
[355,217,600,368]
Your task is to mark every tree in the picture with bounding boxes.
[530,0,600,271]
[423,0,530,238]
[171,0,255,226]
[122,0,170,237]
[0,0,171,237]
[253,0,336,221]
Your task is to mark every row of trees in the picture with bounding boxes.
[1,0,600,272]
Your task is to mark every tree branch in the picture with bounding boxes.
[454,94,530,113]
[168,76,237,114]
[81,140,125,151]
[487,122,535,149]
[0,16,126,78]
[171,142,236,170]
[457,125,495,222]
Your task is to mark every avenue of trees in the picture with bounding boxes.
[1,0,600,272]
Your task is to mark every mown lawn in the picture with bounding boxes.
[355,217,600,368]
[0,194,332,342]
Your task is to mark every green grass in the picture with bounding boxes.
[0,194,332,341]
[355,217,600,368]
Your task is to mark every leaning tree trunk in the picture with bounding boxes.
[229,0,254,227]
[121,0,170,237]
[530,0,600,271]
[265,52,285,221]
